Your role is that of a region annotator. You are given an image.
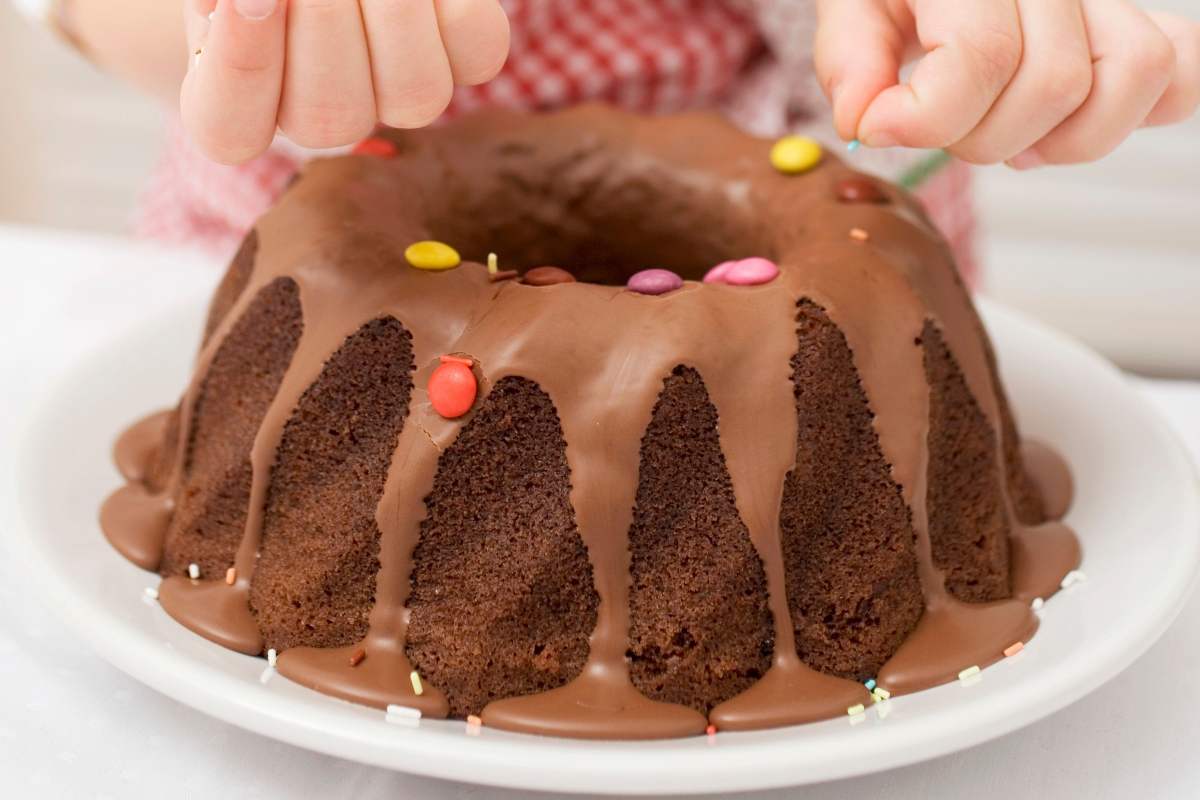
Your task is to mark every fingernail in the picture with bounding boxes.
[233,0,277,20]
[860,130,898,148]
[1007,149,1044,171]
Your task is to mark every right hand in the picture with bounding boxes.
[182,0,510,164]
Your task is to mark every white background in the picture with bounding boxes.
[2,227,1199,798]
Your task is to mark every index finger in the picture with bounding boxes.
[857,0,1023,149]
[181,0,287,164]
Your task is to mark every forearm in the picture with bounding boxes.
[61,0,188,104]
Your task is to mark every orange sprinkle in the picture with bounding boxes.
[705,724,717,736]
[439,354,475,367]
[849,228,870,241]
[1004,641,1025,657]
[467,714,483,727]
[349,648,366,667]
[225,567,237,585]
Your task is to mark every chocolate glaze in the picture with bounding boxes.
[100,105,1079,738]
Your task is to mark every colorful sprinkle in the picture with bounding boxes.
[1031,597,1045,611]
[958,665,981,681]
[429,359,478,419]
[847,703,866,717]
[705,724,717,736]
[405,240,461,271]
[847,139,862,153]
[385,705,422,723]
[487,252,499,274]
[349,648,366,667]
[770,135,823,174]
[225,567,237,585]
[439,354,474,367]
[850,228,870,242]
[353,137,398,158]
[523,266,577,286]
[1004,641,1025,658]
[836,176,887,204]
[725,257,780,286]
[267,648,278,667]
[467,714,483,727]
[864,678,877,691]
[410,671,424,696]
[871,687,891,702]
[187,563,200,580]
[1061,570,1087,589]
[627,268,683,295]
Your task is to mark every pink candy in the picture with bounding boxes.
[627,268,683,295]
[703,257,780,286]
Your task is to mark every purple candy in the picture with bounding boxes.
[627,268,683,295]
[703,260,737,284]
[725,257,779,286]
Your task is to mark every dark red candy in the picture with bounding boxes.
[836,177,887,204]
[429,359,477,419]
[523,266,577,286]
[353,137,398,158]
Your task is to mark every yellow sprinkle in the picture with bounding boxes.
[847,703,866,717]
[1004,641,1025,658]
[487,252,498,274]
[871,687,891,702]
[958,665,981,681]
[405,240,461,271]
[410,670,424,696]
[770,135,823,175]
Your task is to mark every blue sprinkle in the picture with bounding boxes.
[864,678,877,690]
[847,139,862,153]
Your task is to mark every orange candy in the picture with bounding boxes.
[429,358,477,419]
[353,137,397,158]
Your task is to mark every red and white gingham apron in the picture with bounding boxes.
[137,0,978,282]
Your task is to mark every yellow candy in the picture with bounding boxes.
[770,135,823,174]
[405,240,461,271]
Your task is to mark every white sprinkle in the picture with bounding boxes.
[871,687,891,702]
[143,586,159,602]
[958,665,981,681]
[1061,570,1087,589]
[1031,597,1045,611]
[385,705,422,725]
[267,649,278,667]
[187,563,200,580]
[207,11,215,21]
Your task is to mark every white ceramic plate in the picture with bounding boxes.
[13,298,1200,796]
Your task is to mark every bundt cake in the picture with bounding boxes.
[100,105,1080,739]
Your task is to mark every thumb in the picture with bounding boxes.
[813,0,905,142]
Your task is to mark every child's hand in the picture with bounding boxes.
[182,0,510,164]
[815,0,1200,168]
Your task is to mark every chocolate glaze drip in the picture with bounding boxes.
[100,106,1080,738]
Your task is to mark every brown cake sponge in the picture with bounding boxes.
[626,367,775,714]
[159,277,303,579]
[250,317,415,652]
[922,321,1012,602]
[781,300,924,681]
[406,377,599,717]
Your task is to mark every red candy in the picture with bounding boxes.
[353,137,398,158]
[429,357,477,419]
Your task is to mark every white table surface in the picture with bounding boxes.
[2,224,1198,799]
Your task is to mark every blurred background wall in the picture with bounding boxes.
[0,1,1196,375]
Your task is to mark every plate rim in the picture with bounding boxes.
[11,296,1200,795]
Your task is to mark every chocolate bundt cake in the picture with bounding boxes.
[101,105,1080,739]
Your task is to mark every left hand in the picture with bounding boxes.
[814,0,1200,168]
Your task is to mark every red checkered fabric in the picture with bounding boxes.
[137,0,977,282]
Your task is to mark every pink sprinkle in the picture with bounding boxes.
[627,268,683,296]
[1004,641,1025,657]
[725,257,780,286]
[703,260,737,284]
